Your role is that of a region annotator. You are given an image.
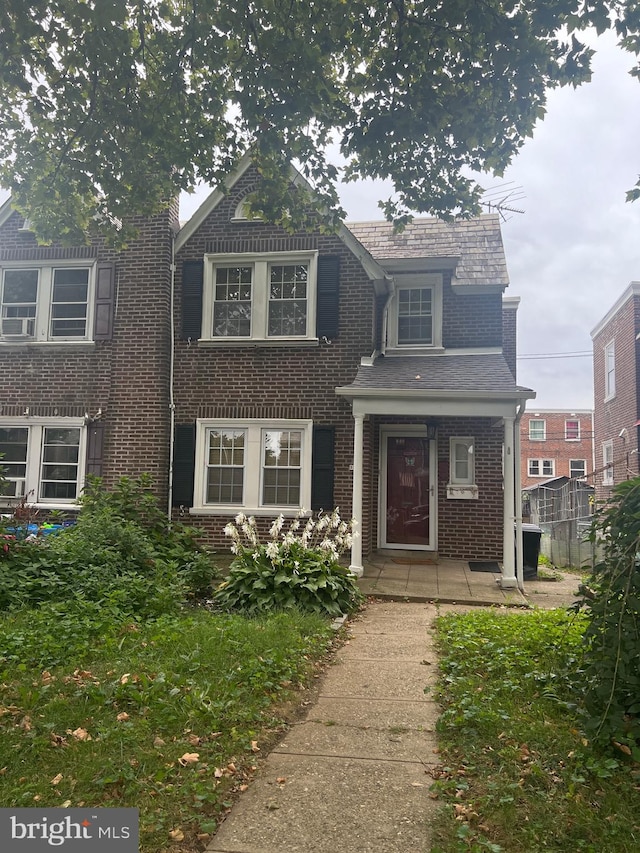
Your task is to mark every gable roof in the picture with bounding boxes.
[348,215,509,290]
[175,155,389,288]
[0,195,15,229]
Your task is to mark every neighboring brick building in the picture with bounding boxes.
[0,155,534,585]
[591,282,640,498]
[520,409,594,488]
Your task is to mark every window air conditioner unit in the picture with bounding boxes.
[2,317,35,337]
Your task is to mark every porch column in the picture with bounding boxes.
[349,412,364,577]
[514,410,524,591]
[499,415,517,588]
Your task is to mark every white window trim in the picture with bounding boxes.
[386,273,443,352]
[528,458,555,477]
[528,419,546,441]
[0,417,86,508]
[192,418,313,515]
[0,260,96,344]
[447,436,478,499]
[604,340,616,401]
[602,440,614,485]
[201,251,318,343]
[570,459,587,479]
[565,419,581,441]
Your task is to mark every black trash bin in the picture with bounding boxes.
[520,523,542,580]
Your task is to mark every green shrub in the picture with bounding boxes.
[578,477,640,755]
[213,510,363,617]
[0,475,219,615]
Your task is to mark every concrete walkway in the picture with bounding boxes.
[206,601,443,853]
[205,565,583,853]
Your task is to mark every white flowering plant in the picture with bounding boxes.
[212,509,363,618]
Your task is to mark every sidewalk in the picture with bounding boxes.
[206,601,443,853]
[205,569,582,852]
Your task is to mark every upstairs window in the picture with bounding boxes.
[398,287,433,345]
[605,340,615,400]
[1,264,93,342]
[565,419,580,441]
[387,273,442,350]
[203,252,317,342]
[528,419,546,441]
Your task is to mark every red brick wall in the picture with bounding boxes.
[172,170,376,548]
[0,203,178,504]
[520,410,594,488]
[592,290,640,499]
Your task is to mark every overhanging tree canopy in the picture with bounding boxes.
[0,0,638,244]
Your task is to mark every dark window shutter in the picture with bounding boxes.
[311,425,335,512]
[173,423,196,507]
[85,421,105,478]
[94,263,115,340]
[182,260,204,340]
[316,255,339,340]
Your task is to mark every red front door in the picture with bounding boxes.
[384,435,432,548]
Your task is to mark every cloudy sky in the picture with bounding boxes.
[3,32,639,412]
[330,31,640,411]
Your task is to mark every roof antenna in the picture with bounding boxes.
[480,182,526,221]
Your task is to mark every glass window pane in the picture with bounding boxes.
[267,265,308,337]
[3,270,38,303]
[397,287,432,344]
[262,431,302,505]
[205,429,245,503]
[40,428,80,501]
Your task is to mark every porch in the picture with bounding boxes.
[358,552,528,606]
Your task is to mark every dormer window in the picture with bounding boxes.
[398,287,433,345]
[387,273,443,350]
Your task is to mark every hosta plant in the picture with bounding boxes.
[213,509,363,618]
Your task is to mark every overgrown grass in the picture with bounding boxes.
[431,609,640,853]
[0,606,336,852]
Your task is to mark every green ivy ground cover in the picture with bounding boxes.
[431,609,640,853]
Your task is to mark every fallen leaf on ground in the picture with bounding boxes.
[116,712,130,722]
[168,828,184,841]
[51,774,63,786]
[69,728,91,741]
[179,752,199,766]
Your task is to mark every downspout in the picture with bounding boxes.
[380,279,395,355]
[167,234,177,518]
[514,399,526,592]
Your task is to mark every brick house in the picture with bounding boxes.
[591,282,640,498]
[0,156,534,586]
[520,409,594,488]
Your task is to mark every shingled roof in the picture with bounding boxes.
[347,214,509,288]
[346,354,522,395]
